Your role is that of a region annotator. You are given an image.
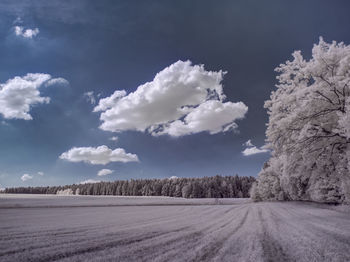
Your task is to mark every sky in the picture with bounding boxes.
[0,0,350,188]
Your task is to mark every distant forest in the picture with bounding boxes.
[3,175,255,198]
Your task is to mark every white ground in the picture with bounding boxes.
[0,195,349,262]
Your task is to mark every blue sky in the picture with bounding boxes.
[0,0,349,188]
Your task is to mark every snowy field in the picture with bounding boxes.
[1,195,350,262]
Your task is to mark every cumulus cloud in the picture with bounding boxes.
[109,136,118,141]
[79,179,101,184]
[0,73,68,120]
[14,26,39,38]
[83,91,96,105]
[155,100,247,137]
[21,174,33,181]
[169,176,179,180]
[37,171,44,176]
[94,60,248,137]
[242,140,269,156]
[93,90,126,112]
[97,169,113,176]
[59,145,139,165]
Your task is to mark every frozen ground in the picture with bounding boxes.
[0,195,350,262]
[0,194,249,208]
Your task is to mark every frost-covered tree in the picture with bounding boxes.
[256,38,350,204]
[56,188,74,195]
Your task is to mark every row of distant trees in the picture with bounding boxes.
[4,175,255,198]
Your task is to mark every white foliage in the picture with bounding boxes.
[79,179,101,184]
[256,38,350,204]
[56,188,74,195]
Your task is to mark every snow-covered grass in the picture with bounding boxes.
[0,194,249,208]
[0,195,349,262]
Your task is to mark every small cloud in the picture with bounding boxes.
[79,179,101,184]
[97,169,113,176]
[84,91,96,105]
[169,176,179,180]
[45,78,69,87]
[242,147,269,156]
[109,136,118,142]
[13,17,23,24]
[244,139,253,147]
[59,145,139,165]
[14,26,39,38]
[242,140,269,156]
[21,174,33,181]
[37,171,44,176]
[93,90,126,112]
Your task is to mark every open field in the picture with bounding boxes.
[1,195,350,262]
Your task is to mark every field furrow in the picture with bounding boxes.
[0,195,349,262]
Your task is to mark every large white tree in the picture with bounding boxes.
[253,38,350,204]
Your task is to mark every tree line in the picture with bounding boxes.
[3,175,255,198]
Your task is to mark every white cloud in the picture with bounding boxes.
[169,176,179,180]
[45,78,69,87]
[0,73,68,120]
[97,169,113,176]
[155,100,247,137]
[94,60,248,137]
[59,145,139,165]
[13,17,23,24]
[93,90,126,112]
[79,179,101,184]
[242,147,269,156]
[244,139,253,147]
[83,91,96,105]
[14,26,39,38]
[21,174,33,181]
[242,140,269,156]
[109,136,118,141]
[37,171,44,176]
